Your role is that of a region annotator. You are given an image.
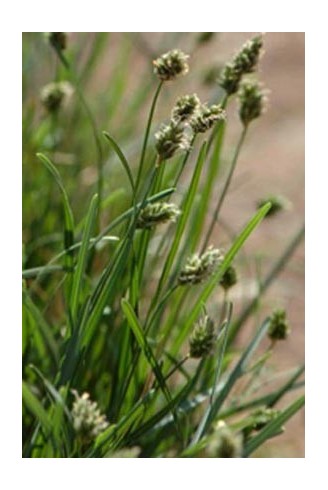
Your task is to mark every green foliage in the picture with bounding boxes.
[22,32,304,458]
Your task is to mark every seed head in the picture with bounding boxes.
[71,391,109,443]
[238,80,267,126]
[153,49,189,81]
[47,32,67,51]
[171,94,200,123]
[208,421,243,458]
[40,81,73,113]
[190,104,226,134]
[219,34,263,95]
[257,195,290,217]
[137,202,181,229]
[234,35,263,75]
[268,309,290,341]
[178,246,223,285]
[189,315,216,358]
[220,265,237,290]
[219,63,242,96]
[155,120,190,161]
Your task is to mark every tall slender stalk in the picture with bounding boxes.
[135,81,163,194]
[201,126,248,252]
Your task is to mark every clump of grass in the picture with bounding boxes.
[22,32,304,458]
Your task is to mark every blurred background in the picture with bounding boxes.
[22,32,304,457]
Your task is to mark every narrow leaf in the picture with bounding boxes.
[103,132,135,194]
[70,193,98,324]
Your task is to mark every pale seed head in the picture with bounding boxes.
[153,49,189,81]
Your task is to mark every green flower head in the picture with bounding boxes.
[238,79,267,126]
[40,81,73,113]
[268,309,290,341]
[189,315,216,358]
[155,120,190,161]
[220,265,238,290]
[257,195,291,217]
[47,32,67,51]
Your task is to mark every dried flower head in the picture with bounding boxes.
[189,315,216,358]
[257,195,291,217]
[171,94,200,123]
[238,80,267,126]
[47,32,67,51]
[40,81,73,113]
[190,103,226,134]
[208,421,243,458]
[219,34,263,95]
[155,120,190,161]
[178,246,223,285]
[268,309,290,341]
[137,202,181,229]
[71,391,109,444]
[220,265,237,290]
[153,49,189,81]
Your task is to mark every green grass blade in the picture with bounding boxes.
[81,237,131,347]
[103,131,135,194]
[190,120,226,251]
[220,365,305,418]
[204,318,270,425]
[149,361,303,439]
[22,381,52,433]
[70,193,98,325]
[121,299,172,406]
[22,291,59,365]
[36,153,75,263]
[243,395,305,457]
[29,365,71,419]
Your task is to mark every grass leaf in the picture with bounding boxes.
[70,193,98,325]
[103,132,135,194]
